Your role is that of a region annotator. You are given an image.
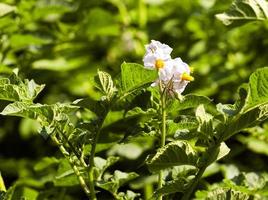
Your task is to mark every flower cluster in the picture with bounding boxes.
[143,40,194,94]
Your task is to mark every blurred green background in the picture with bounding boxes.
[1,0,268,199]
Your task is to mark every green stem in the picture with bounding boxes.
[144,183,153,200]
[181,145,219,200]
[158,89,167,200]
[88,111,109,200]
[51,135,91,198]
[60,129,88,168]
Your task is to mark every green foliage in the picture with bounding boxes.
[216,0,268,25]
[0,3,15,18]
[146,141,198,172]
[120,62,158,96]
[1,0,268,199]
[196,172,268,199]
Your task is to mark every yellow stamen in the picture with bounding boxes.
[189,67,194,73]
[181,73,194,81]
[155,59,165,69]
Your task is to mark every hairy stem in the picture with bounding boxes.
[88,111,109,200]
[51,135,91,198]
[158,88,167,200]
[60,129,88,168]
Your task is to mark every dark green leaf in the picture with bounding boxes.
[169,94,212,112]
[146,141,198,172]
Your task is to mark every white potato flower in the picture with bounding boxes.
[143,40,172,70]
[152,58,194,94]
[143,40,194,94]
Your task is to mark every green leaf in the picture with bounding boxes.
[223,104,268,140]
[242,67,268,113]
[0,172,6,192]
[32,57,87,72]
[167,118,198,138]
[97,170,138,194]
[216,142,230,161]
[0,84,20,101]
[86,8,120,37]
[34,157,59,171]
[0,76,45,102]
[120,62,158,96]
[94,70,116,100]
[154,178,191,198]
[195,188,250,200]
[1,102,54,123]
[196,105,214,137]
[114,170,139,187]
[117,190,140,200]
[0,3,15,18]
[237,135,268,156]
[216,0,268,26]
[53,159,80,187]
[125,107,157,118]
[146,141,198,172]
[94,156,120,179]
[169,94,212,112]
[9,34,51,49]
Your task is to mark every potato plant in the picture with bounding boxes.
[1,0,268,200]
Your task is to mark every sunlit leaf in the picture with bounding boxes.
[0,3,15,17]
[120,62,158,96]
[94,70,116,100]
[216,0,268,25]
[1,102,54,123]
[242,67,268,113]
[216,142,230,161]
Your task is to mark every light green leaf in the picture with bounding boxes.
[242,67,268,113]
[32,57,88,71]
[95,70,116,100]
[0,76,45,102]
[196,105,214,137]
[114,170,139,187]
[117,190,140,200]
[97,170,138,194]
[216,142,230,161]
[0,85,20,101]
[0,3,15,17]
[0,172,6,192]
[216,0,268,26]
[9,34,51,49]
[146,141,198,172]
[120,62,158,96]
[1,102,54,123]
[94,156,120,179]
[237,135,268,156]
[195,188,250,200]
